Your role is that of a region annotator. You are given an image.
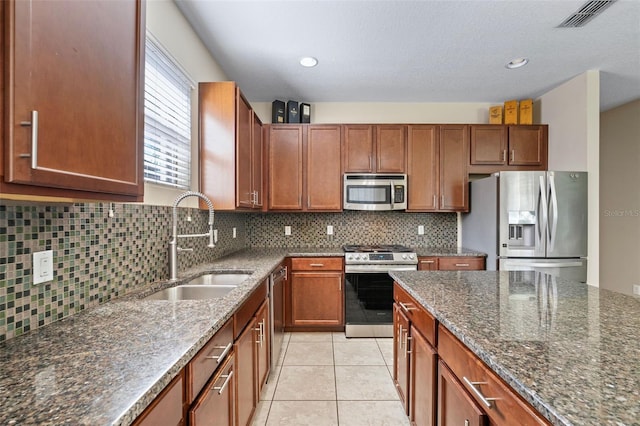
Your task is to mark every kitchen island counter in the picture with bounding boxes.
[0,247,342,425]
[390,270,640,426]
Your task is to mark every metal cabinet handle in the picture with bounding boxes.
[19,110,39,168]
[398,324,404,350]
[309,263,324,267]
[455,263,470,267]
[433,194,437,207]
[204,342,233,364]
[462,376,498,408]
[441,195,445,207]
[213,371,233,395]
[399,301,416,312]
[502,149,506,163]
[420,260,435,264]
[406,336,412,355]
[511,150,515,162]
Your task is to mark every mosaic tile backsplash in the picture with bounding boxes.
[0,202,456,342]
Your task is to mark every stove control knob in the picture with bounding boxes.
[408,254,415,260]
[402,254,407,260]
[346,254,353,261]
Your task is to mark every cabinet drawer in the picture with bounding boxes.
[438,326,549,426]
[393,284,436,347]
[133,370,184,426]
[189,353,234,426]
[234,280,268,339]
[438,256,485,270]
[187,318,234,404]
[291,257,343,271]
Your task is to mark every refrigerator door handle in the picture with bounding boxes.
[537,175,548,254]
[548,174,559,253]
[504,261,584,268]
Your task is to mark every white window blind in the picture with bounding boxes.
[143,35,193,189]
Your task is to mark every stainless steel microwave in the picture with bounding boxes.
[343,174,407,211]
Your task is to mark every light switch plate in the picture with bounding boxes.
[33,250,54,285]
[327,225,334,235]
[418,225,425,235]
[232,227,237,238]
[284,226,292,236]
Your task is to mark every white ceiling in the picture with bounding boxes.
[176,0,640,111]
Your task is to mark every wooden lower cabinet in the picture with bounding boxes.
[189,354,235,426]
[438,360,487,426]
[410,325,437,426]
[254,300,270,398]
[234,315,256,426]
[289,257,344,329]
[133,371,185,426]
[418,256,486,271]
[393,304,411,413]
[418,257,438,271]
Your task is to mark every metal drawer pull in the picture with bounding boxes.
[420,260,435,264]
[399,301,416,312]
[204,342,232,364]
[462,376,498,408]
[405,336,412,355]
[455,263,470,267]
[309,263,324,267]
[20,110,39,169]
[213,370,234,395]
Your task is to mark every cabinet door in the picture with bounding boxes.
[255,300,270,398]
[376,125,406,172]
[410,326,437,426]
[438,361,487,426]
[418,257,438,271]
[393,304,410,414]
[189,355,235,426]
[234,321,256,426]
[407,125,438,211]
[268,125,303,210]
[343,125,374,172]
[5,0,143,197]
[251,112,264,208]
[236,93,253,208]
[470,125,508,165]
[508,126,547,167]
[306,125,342,211]
[291,271,343,326]
[133,371,184,426]
[439,125,469,211]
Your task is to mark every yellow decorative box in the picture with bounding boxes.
[489,106,503,124]
[504,100,518,125]
[519,99,533,124]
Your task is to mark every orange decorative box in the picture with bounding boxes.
[489,106,503,124]
[504,100,518,125]
[519,99,533,124]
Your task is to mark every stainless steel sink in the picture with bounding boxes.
[186,273,251,286]
[144,285,238,301]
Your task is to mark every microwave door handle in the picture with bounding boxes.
[390,181,394,209]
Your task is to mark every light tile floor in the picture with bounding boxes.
[251,332,410,426]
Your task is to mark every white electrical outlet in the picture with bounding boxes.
[33,250,54,285]
[418,225,425,235]
[327,225,334,235]
[633,285,640,296]
[285,226,292,236]
[213,229,218,243]
[233,227,237,238]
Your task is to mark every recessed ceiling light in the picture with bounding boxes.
[506,58,529,69]
[300,57,318,67]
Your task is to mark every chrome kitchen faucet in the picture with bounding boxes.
[169,191,215,281]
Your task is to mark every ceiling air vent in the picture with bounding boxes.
[557,0,617,27]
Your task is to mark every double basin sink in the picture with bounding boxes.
[145,273,252,301]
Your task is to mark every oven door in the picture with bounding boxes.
[344,265,417,338]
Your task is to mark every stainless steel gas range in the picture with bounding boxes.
[343,244,418,338]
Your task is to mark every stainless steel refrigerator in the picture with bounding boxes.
[462,171,588,282]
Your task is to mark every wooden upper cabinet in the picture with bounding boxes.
[439,125,469,212]
[376,125,406,172]
[268,125,303,210]
[306,125,342,211]
[343,124,406,173]
[199,82,262,210]
[470,125,508,165]
[2,0,144,200]
[407,125,438,211]
[469,124,548,173]
[508,125,547,166]
[343,125,375,172]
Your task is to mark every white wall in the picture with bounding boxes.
[600,99,640,295]
[539,71,600,286]
[145,0,228,207]
[252,102,492,125]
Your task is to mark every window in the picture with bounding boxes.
[143,34,194,189]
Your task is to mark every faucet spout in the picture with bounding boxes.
[169,191,216,281]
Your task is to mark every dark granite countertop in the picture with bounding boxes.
[390,270,640,426]
[0,247,342,426]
